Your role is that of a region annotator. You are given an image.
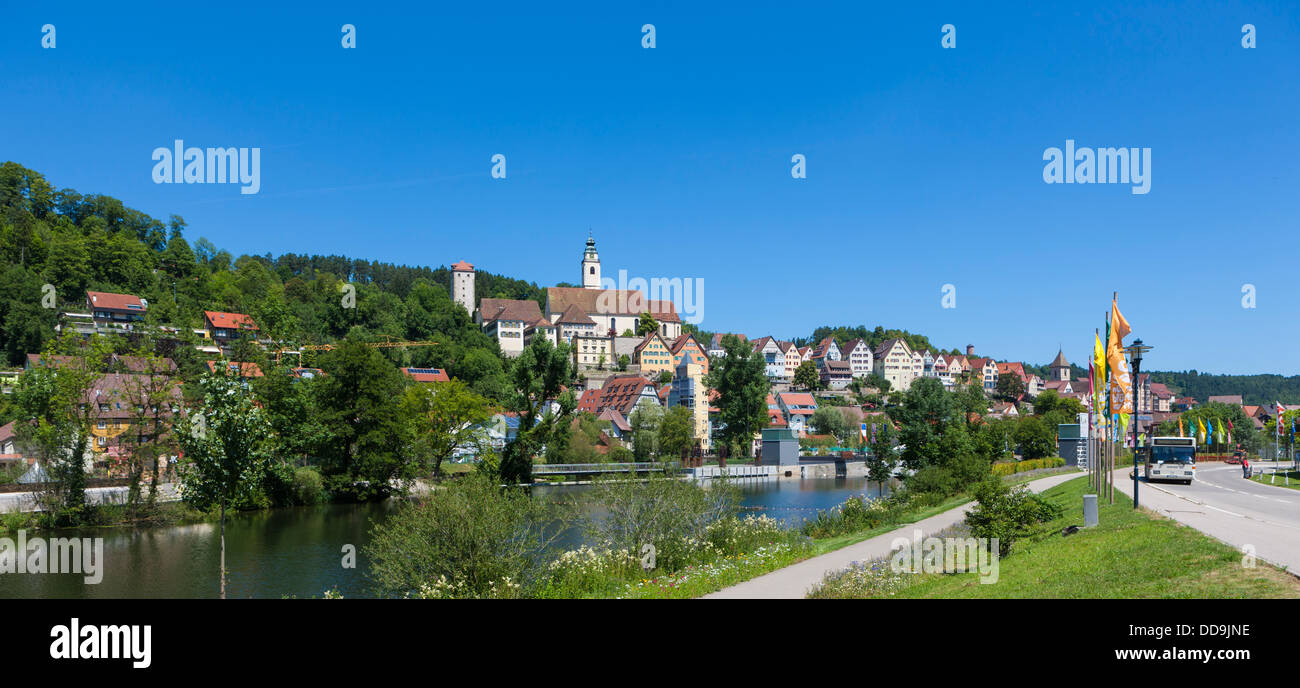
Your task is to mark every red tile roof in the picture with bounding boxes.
[451,260,474,272]
[480,298,544,324]
[204,311,258,331]
[86,290,146,312]
[546,287,680,322]
[401,367,450,383]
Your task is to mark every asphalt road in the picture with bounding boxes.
[1109,461,1300,574]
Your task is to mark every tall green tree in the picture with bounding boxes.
[500,337,575,484]
[315,339,416,499]
[658,405,696,460]
[704,334,769,458]
[13,333,111,525]
[176,369,273,598]
[401,379,494,477]
[793,360,820,391]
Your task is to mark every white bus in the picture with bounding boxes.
[1143,436,1197,484]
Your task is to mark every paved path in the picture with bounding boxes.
[704,470,1084,599]
[1109,462,1300,574]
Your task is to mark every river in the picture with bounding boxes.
[0,476,891,599]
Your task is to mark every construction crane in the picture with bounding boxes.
[274,336,437,364]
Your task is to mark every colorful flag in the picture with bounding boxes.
[1093,333,1106,405]
[1206,419,1214,445]
[1178,416,1184,437]
[1106,299,1133,413]
[1197,417,1207,444]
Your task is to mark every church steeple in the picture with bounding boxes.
[582,230,602,289]
[1050,348,1071,381]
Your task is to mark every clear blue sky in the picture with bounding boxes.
[4,2,1297,374]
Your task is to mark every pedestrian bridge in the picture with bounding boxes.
[531,462,679,479]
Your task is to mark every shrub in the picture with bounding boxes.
[906,466,959,496]
[583,475,739,571]
[801,494,908,538]
[290,467,327,505]
[964,478,1062,556]
[365,474,572,597]
[990,458,1067,477]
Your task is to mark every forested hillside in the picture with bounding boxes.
[0,161,541,400]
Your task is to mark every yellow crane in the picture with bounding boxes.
[274,336,437,365]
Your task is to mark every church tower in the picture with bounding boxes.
[1050,348,1071,382]
[581,232,602,289]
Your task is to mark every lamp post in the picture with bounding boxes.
[1125,339,1152,509]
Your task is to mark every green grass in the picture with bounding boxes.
[588,469,1086,599]
[1250,470,1300,490]
[814,475,1300,598]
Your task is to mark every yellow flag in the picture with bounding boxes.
[1196,417,1206,444]
[1092,332,1102,408]
[1107,298,1132,413]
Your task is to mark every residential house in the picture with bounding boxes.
[401,367,451,383]
[1150,383,1174,413]
[967,357,998,394]
[86,291,148,332]
[751,337,787,381]
[809,338,842,370]
[779,341,801,380]
[668,355,710,452]
[669,333,710,376]
[203,311,259,354]
[819,359,852,390]
[478,298,547,357]
[777,392,818,437]
[841,339,874,379]
[872,338,916,391]
[634,333,675,378]
[577,375,662,420]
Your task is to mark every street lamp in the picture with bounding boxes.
[1124,339,1153,509]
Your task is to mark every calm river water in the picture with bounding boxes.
[0,477,891,599]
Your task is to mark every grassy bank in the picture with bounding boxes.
[1250,470,1300,490]
[547,469,1082,599]
[810,475,1300,599]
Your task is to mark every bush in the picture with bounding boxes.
[290,467,327,505]
[365,474,571,598]
[990,458,1066,477]
[583,475,739,572]
[964,478,1062,556]
[906,466,959,496]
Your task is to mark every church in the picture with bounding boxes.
[544,234,682,340]
[454,234,681,358]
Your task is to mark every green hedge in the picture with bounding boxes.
[991,458,1067,477]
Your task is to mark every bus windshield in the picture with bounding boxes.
[1150,446,1195,464]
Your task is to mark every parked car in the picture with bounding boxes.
[1226,451,1244,465]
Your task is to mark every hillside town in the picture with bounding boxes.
[6,232,1285,485]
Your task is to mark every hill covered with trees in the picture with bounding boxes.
[0,161,546,401]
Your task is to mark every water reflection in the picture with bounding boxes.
[0,477,891,599]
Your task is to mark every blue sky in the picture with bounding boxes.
[3,2,1298,374]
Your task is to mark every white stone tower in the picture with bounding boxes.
[451,260,475,315]
[581,232,601,289]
